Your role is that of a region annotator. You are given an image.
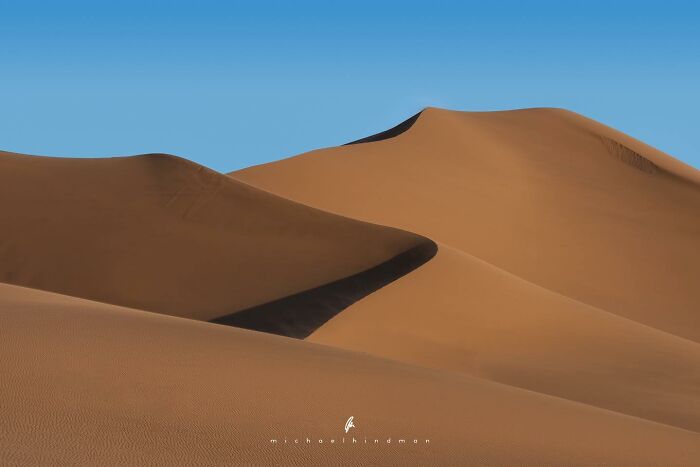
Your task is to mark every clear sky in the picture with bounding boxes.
[1,0,698,171]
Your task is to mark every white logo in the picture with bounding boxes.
[344,416,355,434]
[268,414,431,445]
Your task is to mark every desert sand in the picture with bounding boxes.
[235,108,700,341]
[2,282,699,466]
[2,107,699,465]
[234,108,700,432]
[0,150,427,325]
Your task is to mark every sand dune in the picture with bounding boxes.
[2,282,699,466]
[311,245,700,431]
[0,150,427,327]
[234,107,700,342]
[232,107,700,432]
[2,107,699,465]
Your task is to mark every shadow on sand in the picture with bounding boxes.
[344,111,422,145]
[211,240,437,338]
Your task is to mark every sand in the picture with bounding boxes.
[235,108,700,341]
[2,107,699,465]
[0,150,426,322]
[2,282,699,466]
[309,245,700,431]
[233,108,700,430]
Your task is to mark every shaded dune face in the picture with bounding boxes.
[213,241,436,338]
[344,111,422,145]
[0,150,429,326]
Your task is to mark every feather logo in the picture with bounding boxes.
[344,416,355,434]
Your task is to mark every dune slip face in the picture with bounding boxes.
[212,241,436,338]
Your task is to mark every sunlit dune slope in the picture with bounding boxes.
[311,244,700,431]
[231,107,700,431]
[1,283,698,466]
[234,107,700,342]
[0,150,426,322]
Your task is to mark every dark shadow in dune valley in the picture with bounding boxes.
[211,240,437,338]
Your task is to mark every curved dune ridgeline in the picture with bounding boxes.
[213,241,437,338]
[232,107,700,433]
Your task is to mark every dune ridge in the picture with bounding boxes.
[0,150,428,326]
[597,134,661,174]
[212,241,436,338]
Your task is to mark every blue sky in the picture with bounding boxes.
[1,0,698,171]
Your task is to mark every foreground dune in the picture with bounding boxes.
[311,245,700,431]
[232,108,700,431]
[2,283,699,466]
[0,150,427,326]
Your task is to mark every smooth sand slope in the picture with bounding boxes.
[232,108,700,431]
[2,282,699,466]
[0,150,428,325]
[310,245,700,431]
